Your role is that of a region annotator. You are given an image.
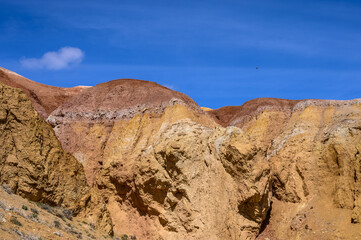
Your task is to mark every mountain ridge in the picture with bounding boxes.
[1,67,361,239]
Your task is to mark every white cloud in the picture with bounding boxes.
[20,47,84,70]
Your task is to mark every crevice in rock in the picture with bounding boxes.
[257,201,272,237]
[8,111,22,124]
[238,193,269,224]
[354,169,358,182]
[0,109,8,124]
[335,155,341,176]
[296,165,309,197]
[271,175,285,201]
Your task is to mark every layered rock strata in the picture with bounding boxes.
[3,66,361,239]
[47,79,271,239]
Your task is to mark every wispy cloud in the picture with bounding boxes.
[20,47,84,70]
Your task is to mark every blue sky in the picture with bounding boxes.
[1,0,361,108]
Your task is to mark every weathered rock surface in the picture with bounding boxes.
[86,118,270,239]
[47,79,271,239]
[0,82,89,212]
[48,78,361,239]
[210,98,361,239]
[2,67,361,239]
[0,67,89,119]
[47,79,208,185]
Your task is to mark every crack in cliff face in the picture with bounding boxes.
[238,193,270,223]
[295,165,309,197]
[256,201,272,237]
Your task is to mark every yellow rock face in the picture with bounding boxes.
[50,104,270,239]
[49,92,361,239]
[241,102,361,240]
[0,82,89,212]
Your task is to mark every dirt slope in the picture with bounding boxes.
[0,186,124,240]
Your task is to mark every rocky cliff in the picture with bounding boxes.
[209,98,361,239]
[47,79,270,239]
[0,82,89,213]
[2,67,361,239]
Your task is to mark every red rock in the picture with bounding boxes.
[48,78,201,124]
[207,98,301,127]
[0,67,89,119]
